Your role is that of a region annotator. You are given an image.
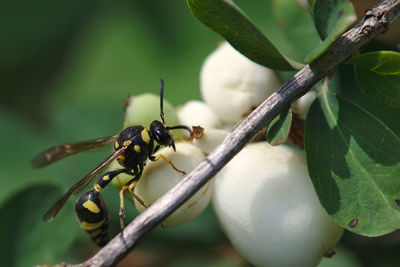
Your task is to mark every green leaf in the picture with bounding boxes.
[187,0,299,70]
[271,0,321,63]
[348,51,400,109]
[267,107,292,146]
[0,182,77,267]
[334,64,400,136]
[305,88,400,236]
[306,0,356,62]
[313,0,356,40]
[232,0,320,63]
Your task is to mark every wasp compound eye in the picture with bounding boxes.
[150,120,174,147]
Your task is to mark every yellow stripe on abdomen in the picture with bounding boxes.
[80,219,106,231]
[82,200,100,213]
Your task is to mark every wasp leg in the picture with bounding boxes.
[93,168,135,231]
[149,154,186,175]
[128,181,148,208]
[119,164,144,229]
[119,180,148,214]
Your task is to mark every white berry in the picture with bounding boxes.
[177,100,221,129]
[200,42,281,124]
[134,143,211,226]
[213,142,343,267]
[291,91,317,119]
[192,128,228,154]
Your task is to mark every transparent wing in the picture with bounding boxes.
[31,134,119,168]
[42,146,127,222]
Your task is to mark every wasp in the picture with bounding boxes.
[32,79,194,246]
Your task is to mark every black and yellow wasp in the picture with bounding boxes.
[32,79,193,247]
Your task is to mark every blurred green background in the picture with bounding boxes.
[1,0,399,266]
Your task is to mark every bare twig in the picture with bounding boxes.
[69,1,400,266]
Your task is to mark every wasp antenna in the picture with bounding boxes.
[167,125,193,136]
[160,78,166,124]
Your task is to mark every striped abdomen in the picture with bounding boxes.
[75,189,110,247]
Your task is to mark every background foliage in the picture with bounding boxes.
[1,0,399,266]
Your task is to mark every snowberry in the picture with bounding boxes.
[192,128,228,154]
[134,143,212,226]
[291,91,317,119]
[213,142,343,267]
[200,42,281,125]
[177,100,221,129]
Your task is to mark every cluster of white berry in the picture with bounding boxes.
[113,42,343,267]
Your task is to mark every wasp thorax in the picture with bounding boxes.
[150,120,174,147]
[117,127,139,145]
[114,125,153,170]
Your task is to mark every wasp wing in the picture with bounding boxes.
[31,134,119,168]
[43,145,127,222]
